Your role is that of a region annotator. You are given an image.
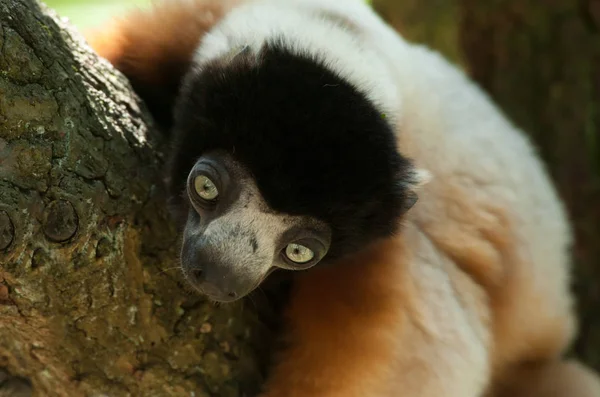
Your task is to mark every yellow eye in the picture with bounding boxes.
[285,243,315,264]
[194,175,219,201]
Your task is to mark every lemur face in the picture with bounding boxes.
[180,151,331,302]
[168,43,419,302]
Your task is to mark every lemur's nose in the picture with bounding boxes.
[198,279,231,298]
[190,271,238,300]
[184,251,240,301]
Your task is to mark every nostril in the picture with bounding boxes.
[227,291,237,299]
[192,269,204,281]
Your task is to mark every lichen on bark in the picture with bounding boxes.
[0,1,269,396]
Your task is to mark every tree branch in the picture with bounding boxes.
[0,1,269,396]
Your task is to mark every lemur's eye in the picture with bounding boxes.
[194,175,219,201]
[285,243,315,264]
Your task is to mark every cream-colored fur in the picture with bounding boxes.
[88,0,600,395]
[193,1,600,396]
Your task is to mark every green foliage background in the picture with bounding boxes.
[44,0,149,29]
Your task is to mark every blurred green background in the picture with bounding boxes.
[44,0,374,31]
[44,0,150,30]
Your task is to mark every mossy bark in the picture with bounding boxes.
[373,0,600,371]
[0,1,269,396]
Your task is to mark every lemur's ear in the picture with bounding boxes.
[85,0,239,131]
[399,168,432,213]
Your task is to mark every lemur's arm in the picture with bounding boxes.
[259,238,406,397]
[260,234,490,397]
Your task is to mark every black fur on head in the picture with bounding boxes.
[167,40,418,263]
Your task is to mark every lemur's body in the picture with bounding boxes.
[88,0,600,396]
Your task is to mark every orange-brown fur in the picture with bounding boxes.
[86,1,600,396]
[86,0,242,128]
[415,182,574,376]
[261,238,411,397]
[86,0,240,88]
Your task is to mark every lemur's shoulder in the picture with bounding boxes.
[85,0,242,128]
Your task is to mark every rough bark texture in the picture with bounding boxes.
[0,1,270,396]
[373,0,600,371]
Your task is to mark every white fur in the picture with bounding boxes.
[202,174,287,275]
[194,0,580,395]
[194,0,401,123]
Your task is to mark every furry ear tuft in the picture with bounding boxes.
[411,168,433,189]
[399,168,432,213]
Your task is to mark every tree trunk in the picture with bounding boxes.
[373,0,600,371]
[0,1,270,396]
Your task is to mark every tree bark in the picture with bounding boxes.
[373,0,600,372]
[0,1,270,396]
